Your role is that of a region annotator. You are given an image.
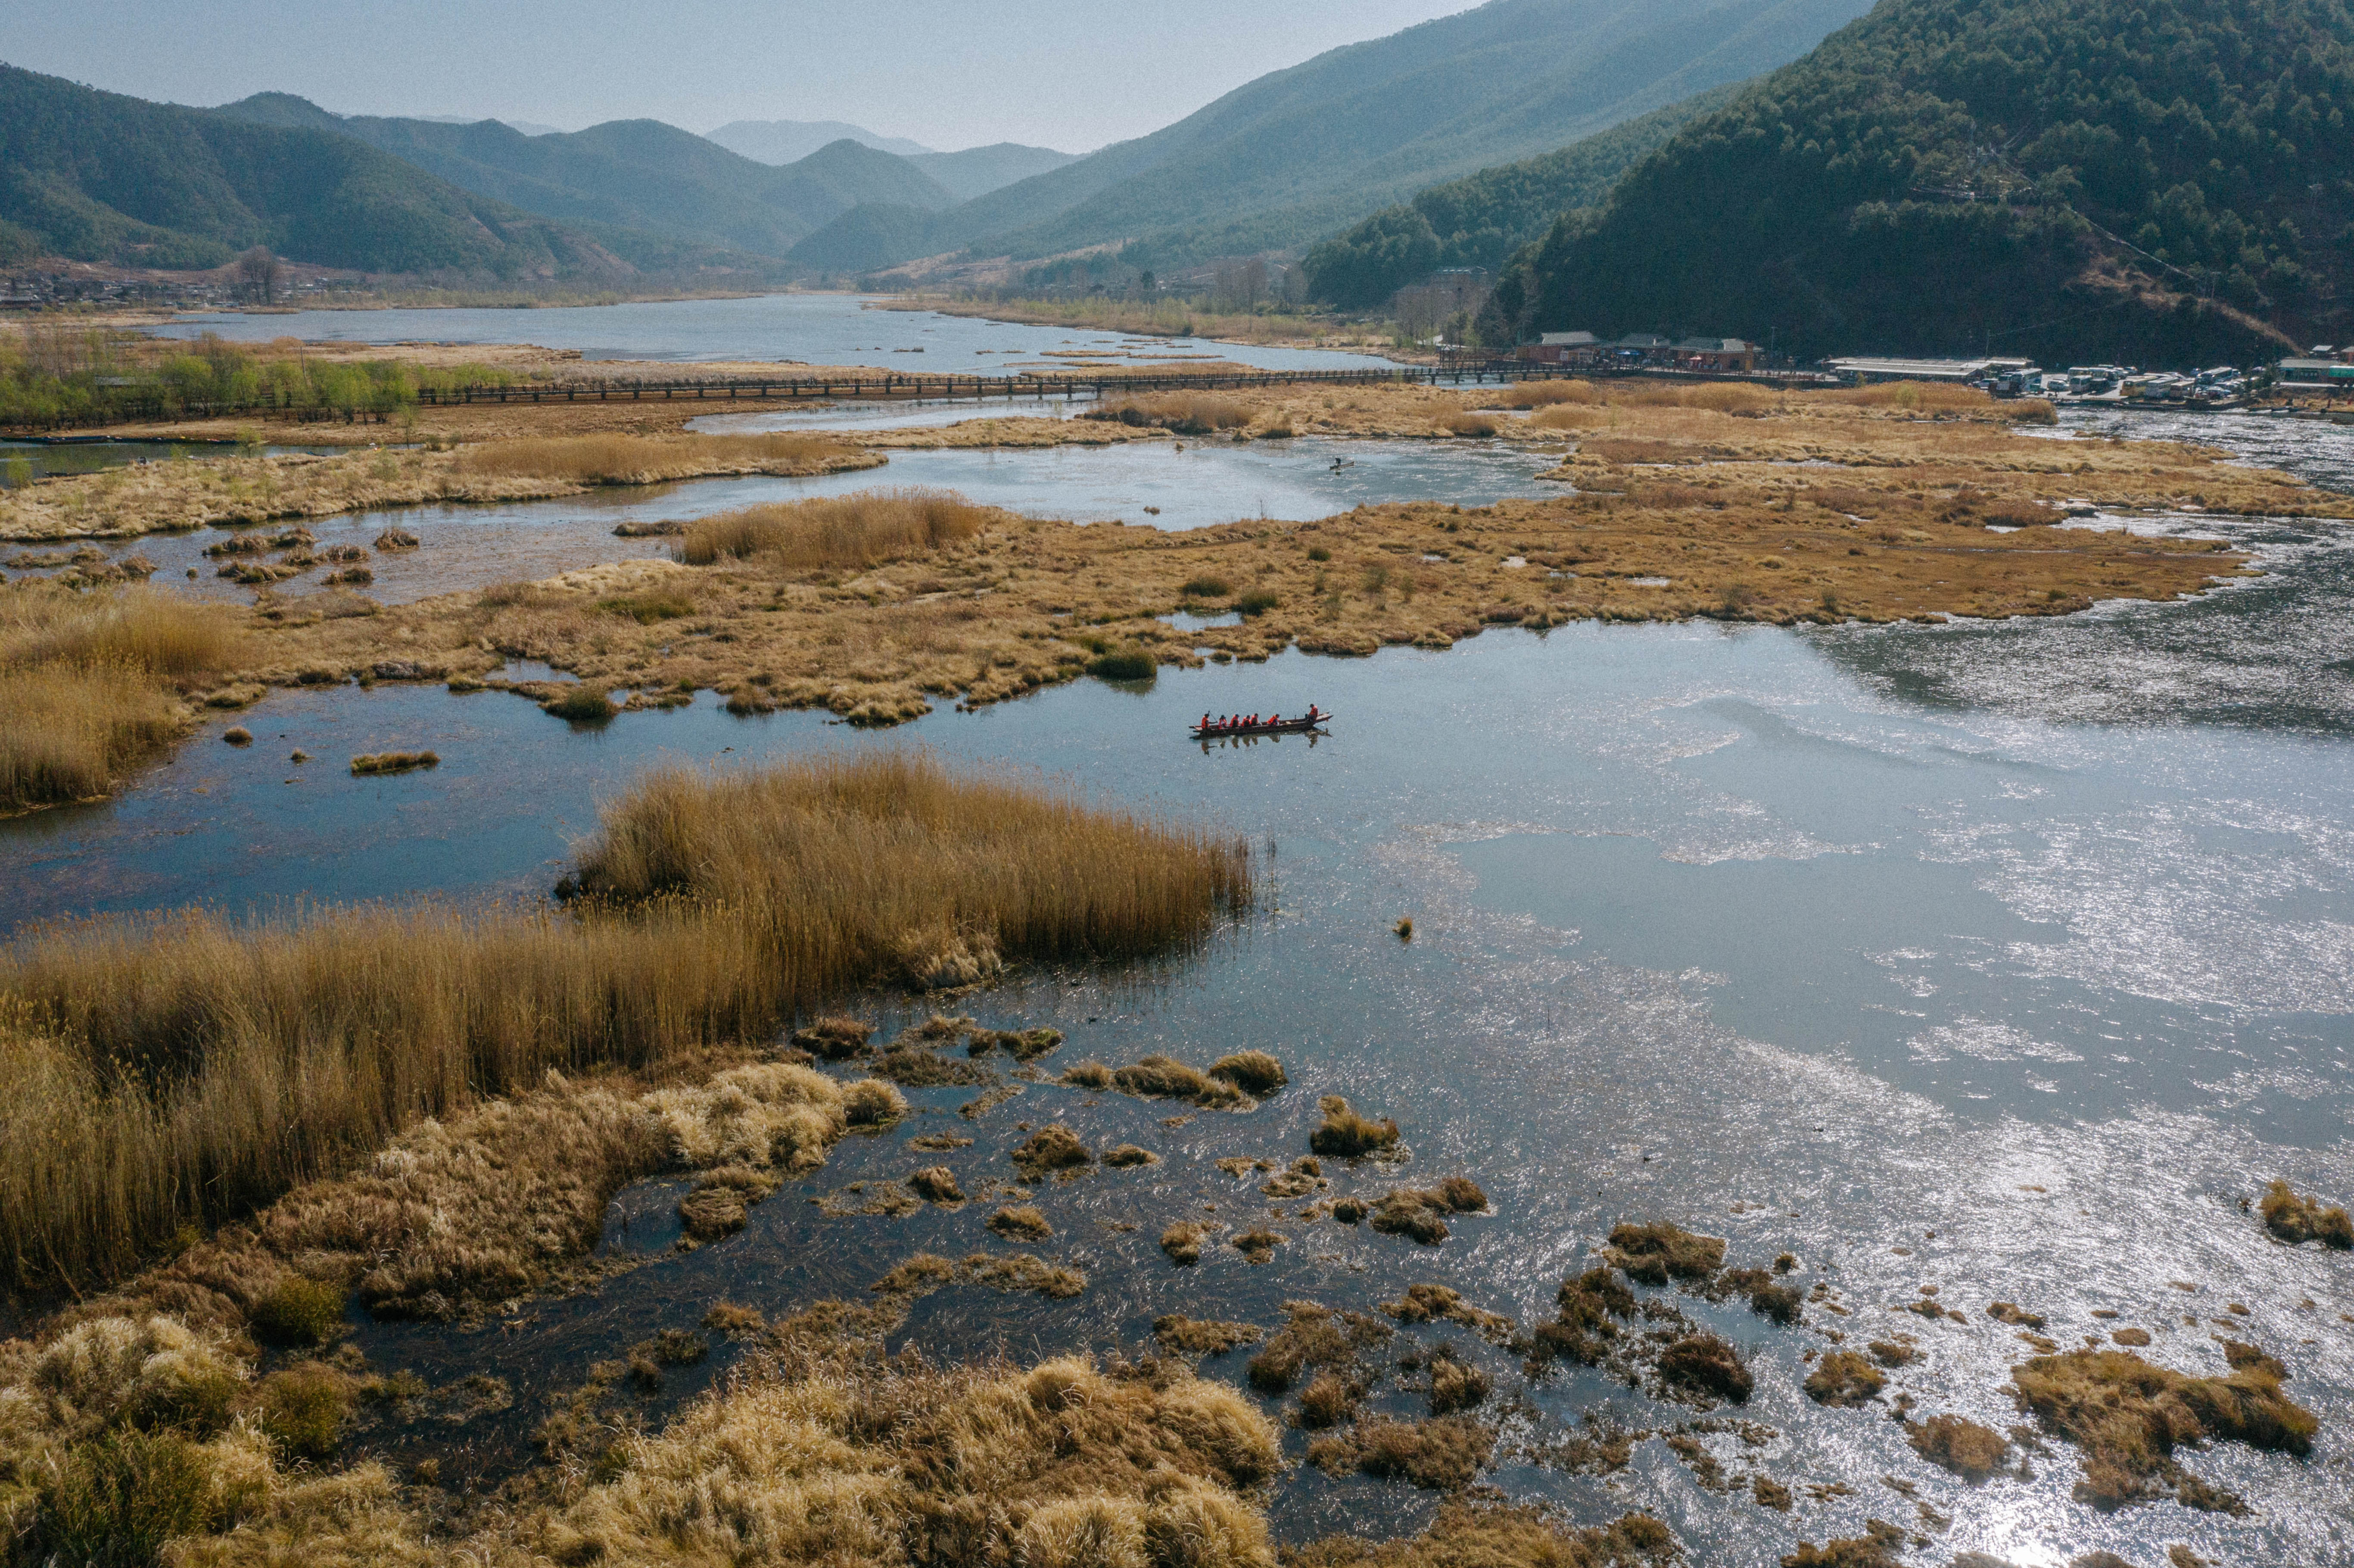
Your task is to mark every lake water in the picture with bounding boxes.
[150,292,1391,375]
[3,408,2350,1564]
[6,435,1568,604]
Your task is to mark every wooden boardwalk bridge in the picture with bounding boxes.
[405,360,1835,409]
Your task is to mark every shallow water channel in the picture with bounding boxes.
[4,433,1569,604]
[5,411,2353,1564]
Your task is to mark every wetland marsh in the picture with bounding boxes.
[2,309,2350,1567]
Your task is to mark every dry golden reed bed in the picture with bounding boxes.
[0,432,879,541]
[679,486,990,571]
[0,585,249,812]
[0,751,1250,1289]
[229,379,2323,729]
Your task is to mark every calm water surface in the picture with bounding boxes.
[3,409,2350,1565]
[150,292,1391,375]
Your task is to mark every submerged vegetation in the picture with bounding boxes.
[0,751,1250,1288]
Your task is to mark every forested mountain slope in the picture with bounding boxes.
[1480,0,2351,362]
[0,65,627,277]
[1300,82,1742,307]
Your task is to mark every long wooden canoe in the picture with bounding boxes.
[1190,714,1331,739]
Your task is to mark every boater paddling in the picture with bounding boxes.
[1193,705,1328,737]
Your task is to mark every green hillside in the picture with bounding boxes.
[1482,0,2351,363]
[213,95,954,259]
[0,64,629,277]
[906,143,1081,202]
[800,0,1877,274]
[1300,83,1743,306]
[785,202,944,275]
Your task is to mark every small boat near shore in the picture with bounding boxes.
[1190,712,1331,740]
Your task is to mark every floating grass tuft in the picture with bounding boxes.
[349,751,439,776]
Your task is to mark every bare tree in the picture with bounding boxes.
[235,246,280,306]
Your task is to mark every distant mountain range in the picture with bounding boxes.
[210,94,960,262]
[705,119,934,163]
[803,0,1878,274]
[0,0,1891,302]
[0,64,641,278]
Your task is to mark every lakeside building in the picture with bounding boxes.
[1516,332,1755,371]
[1826,355,2031,384]
[1516,330,1599,364]
[2278,356,2354,388]
[1672,337,1756,372]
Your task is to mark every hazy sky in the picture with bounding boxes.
[7,0,1485,152]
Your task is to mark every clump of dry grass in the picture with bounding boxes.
[1380,1284,1514,1343]
[547,1338,1278,1566]
[1309,1095,1398,1157]
[2259,1178,2352,1248]
[0,752,1247,1290]
[2011,1345,2318,1511]
[1803,1350,1886,1406]
[1820,380,1999,414]
[1111,1055,1252,1109]
[1283,1503,1674,1568]
[1906,1414,2010,1481]
[0,584,249,812]
[1247,1301,1389,1394]
[1230,1228,1285,1264]
[1084,392,1258,434]
[987,1205,1052,1241]
[1531,1268,1637,1367]
[1618,382,1780,415]
[1780,1521,1908,1568]
[679,487,991,572]
[1604,1221,1725,1285]
[1369,1181,1487,1245]
[1208,1051,1285,1093]
[1160,1222,1209,1265]
[793,1016,874,1059]
[1657,1334,1751,1405]
[906,1167,963,1204]
[1527,402,1612,431]
[1010,1125,1091,1179]
[1154,1316,1261,1357]
[457,430,850,484]
[1490,380,1599,409]
[1308,1416,1491,1490]
[347,751,436,776]
[1427,1348,1491,1416]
